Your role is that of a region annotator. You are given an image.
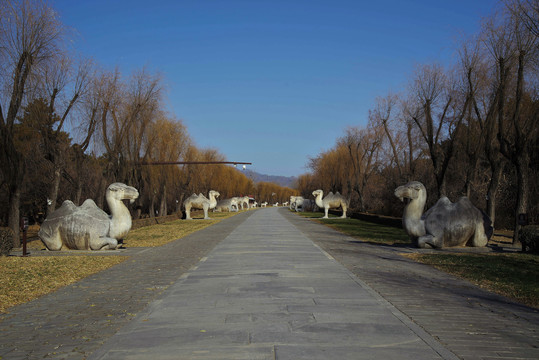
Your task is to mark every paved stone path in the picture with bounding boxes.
[89,207,454,360]
[1,207,538,359]
[285,210,539,360]
[0,211,251,359]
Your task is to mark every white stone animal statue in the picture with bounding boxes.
[289,196,296,210]
[229,197,240,211]
[252,201,258,208]
[238,196,250,210]
[290,196,304,211]
[294,197,305,211]
[261,202,268,207]
[38,182,139,250]
[283,201,289,207]
[312,189,349,219]
[230,197,242,210]
[184,190,220,220]
[213,198,239,212]
[394,181,492,248]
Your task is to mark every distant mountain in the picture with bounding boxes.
[244,170,297,188]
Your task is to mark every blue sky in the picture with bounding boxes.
[52,0,499,177]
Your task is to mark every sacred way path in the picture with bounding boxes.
[1,207,538,359]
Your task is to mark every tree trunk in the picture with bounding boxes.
[464,155,479,198]
[5,150,25,248]
[406,123,414,180]
[74,148,84,205]
[159,184,167,216]
[149,194,156,218]
[513,153,530,247]
[75,183,83,206]
[486,163,504,228]
[96,178,106,209]
[47,166,62,216]
[8,184,22,248]
[177,194,185,214]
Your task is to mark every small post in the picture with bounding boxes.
[20,216,29,257]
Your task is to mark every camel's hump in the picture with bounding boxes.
[44,199,109,224]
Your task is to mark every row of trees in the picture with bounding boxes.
[0,0,295,246]
[297,0,538,244]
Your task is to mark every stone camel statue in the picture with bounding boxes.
[239,196,250,210]
[290,196,305,212]
[184,190,219,219]
[394,181,492,248]
[312,189,349,219]
[38,183,139,250]
[213,198,239,212]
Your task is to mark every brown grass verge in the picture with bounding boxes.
[0,256,127,313]
[403,252,539,309]
[124,211,237,247]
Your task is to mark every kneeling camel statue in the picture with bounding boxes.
[394,181,492,248]
[38,183,139,250]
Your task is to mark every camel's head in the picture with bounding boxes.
[312,189,323,197]
[106,183,139,204]
[209,190,220,199]
[394,181,426,203]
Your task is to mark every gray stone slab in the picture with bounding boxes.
[274,344,443,360]
[89,208,452,360]
[98,345,276,360]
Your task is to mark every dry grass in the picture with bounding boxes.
[124,211,237,247]
[0,256,127,313]
[404,252,539,309]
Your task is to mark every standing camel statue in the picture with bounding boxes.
[184,190,220,220]
[312,189,349,219]
[239,196,250,210]
[394,181,492,248]
[38,183,139,250]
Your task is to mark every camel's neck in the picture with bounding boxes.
[403,198,425,220]
[402,194,426,237]
[315,193,324,208]
[107,195,132,239]
[209,193,217,208]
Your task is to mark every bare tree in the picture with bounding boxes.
[39,55,92,215]
[497,5,538,244]
[71,60,102,205]
[0,0,64,245]
[99,67,162,184]
[142,115,190,217]
[370,93,404,180]
[479,4,539,243]
[506,0,539,37]
[338,124,383,211]
[405,63,472,198]
[456,38,489,198]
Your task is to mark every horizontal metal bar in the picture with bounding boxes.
[138,161,252,166]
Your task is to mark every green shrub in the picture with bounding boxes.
[520,225,539,254]
[0,227,14,256]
